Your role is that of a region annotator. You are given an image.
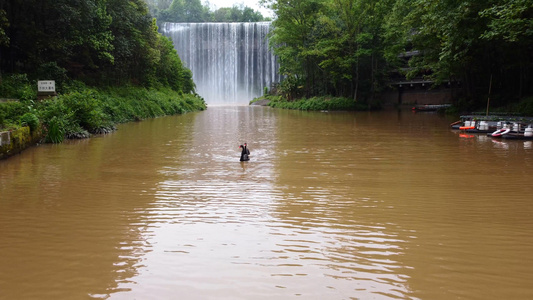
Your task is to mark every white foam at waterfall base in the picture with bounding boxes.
[162,22,281,106]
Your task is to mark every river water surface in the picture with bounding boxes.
[1,106,532,299]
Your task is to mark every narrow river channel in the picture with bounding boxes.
[1,106,532,299]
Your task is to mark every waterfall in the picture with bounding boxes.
[162,22,281,105]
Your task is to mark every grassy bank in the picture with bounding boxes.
[252,95,380,111]
[252,93,533,116]
[0,77,206,144]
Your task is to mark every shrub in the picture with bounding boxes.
[18,85,37,102]
[63,80,87,93]
[5,81,207,143]
[0,101,28,124]
[20,113,40,132]
[61,90,114,133]
[0,74,31,99]
[45,116,65,143]
[38,96,74,142]
[268,96,372,111]
[516,97,533,116]
[36,62,68,90]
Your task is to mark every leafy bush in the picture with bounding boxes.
[268,96,374,111]
[60,90,111,132]
[18,85,37,102]
[62,80,87,93]
[4,81,206,142]
[0,74,31,99]
[45,116,65,143]
[20,113,40,132]
[0,101,29,123]
[38,95,93,141]
[36,62,68,90]
[516,97,533,116]
[100,86,205,123]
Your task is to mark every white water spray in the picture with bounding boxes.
[162,22,281,105]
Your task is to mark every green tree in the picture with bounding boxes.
[0,0,197,95]
[0,9,8,47]
[106,0,157,85]
[480,0,533,98]
[269,0,323,98]
[268,0,394,101]
[241,6,265,22]
[160,1,266,23]
[213,7,232,22]
[0,0,114,76]
[162,0,209,22]
[481,0,532,42]
[382,0,413,68]
[156,34,195,93]
[69,0,115,69]
[144,0,173,18]
[314,0,394,101]
[404,0,532,103]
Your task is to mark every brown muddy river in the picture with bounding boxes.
[1,106,532,299]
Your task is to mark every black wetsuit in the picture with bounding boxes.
[240,145,250,161]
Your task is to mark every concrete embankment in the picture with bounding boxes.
[0,127,42,160]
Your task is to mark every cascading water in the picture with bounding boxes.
[162,22,281,105]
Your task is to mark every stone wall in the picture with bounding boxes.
[0,131,11,147]
[0,126,42,160]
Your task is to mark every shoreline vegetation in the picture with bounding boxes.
[251,94,533,116]
[260,0,532,115]
[0,79,206,138]
[250,95,380,111]
[1,0,207,159]
[0,78,206,159]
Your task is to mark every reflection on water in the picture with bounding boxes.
[1,107,533,299]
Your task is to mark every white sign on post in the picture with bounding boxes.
[38,81,56,92]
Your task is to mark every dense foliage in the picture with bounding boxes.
[145,0,269,23]
[264,0,532,110]
[253,95,376,111]
[0,0,195,93]
[0,0,207,145]
[0,76,206,143]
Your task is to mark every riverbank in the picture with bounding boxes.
[0,126,42,160]
[251,93,533,116]
[251,95,379,111]
[0,84,206,160]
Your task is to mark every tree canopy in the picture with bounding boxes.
[265,0,532,107]
[147,0,269,23]
[2,0,530,110]
[0,0,195,94]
